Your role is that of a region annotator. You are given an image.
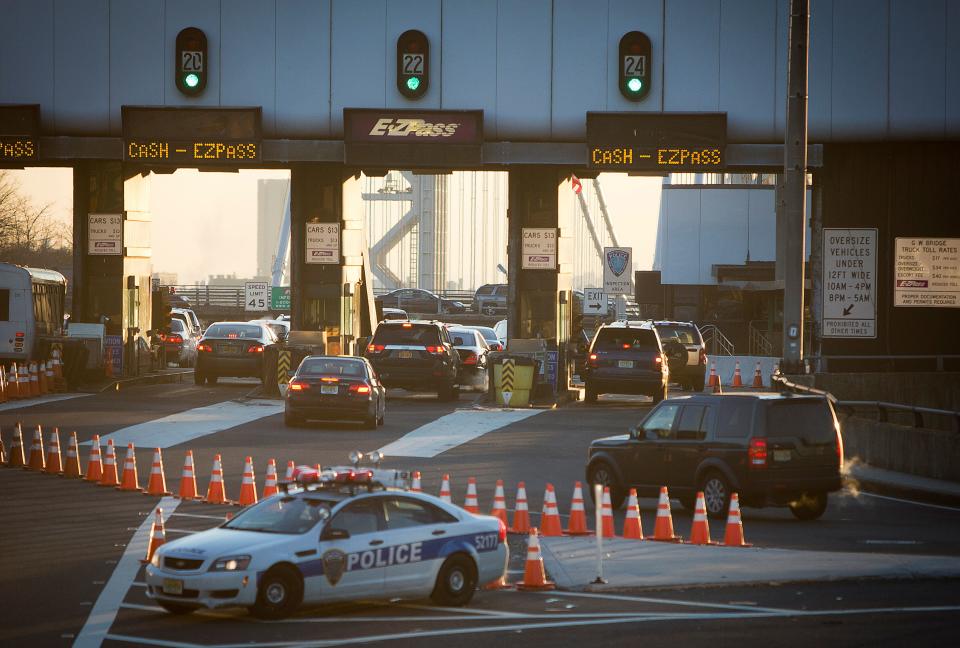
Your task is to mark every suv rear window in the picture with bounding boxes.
[373,324,441,346]
[476,285,495,295]
[592,328,658,352]
[655,324,701,345]
[717,398,754,439]
[766,399,835,444]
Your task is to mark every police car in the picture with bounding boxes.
[144,455,509,619]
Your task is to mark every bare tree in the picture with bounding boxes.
[0,170,72,271]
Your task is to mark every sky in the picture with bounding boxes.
[9,167,662,287]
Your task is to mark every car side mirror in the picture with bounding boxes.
[321,527,350,541]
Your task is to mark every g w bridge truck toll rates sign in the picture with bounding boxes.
[822,228,877,338]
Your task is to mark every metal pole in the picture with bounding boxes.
[592,483,606,584]
[782,0,810,373]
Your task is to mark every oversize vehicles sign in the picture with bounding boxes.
[895,238,960,308]
[88,213,123,255]
[603,247,633,295]
[822,228,877,338]
[521,228,557,269]
[245,282,269,312]
[306,223,340,265]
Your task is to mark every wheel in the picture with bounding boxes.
[587,461,625,509]
[250,565,303,620]
[361,410,377,429]
[158,601,196,615]
[692,375,705,392]
[584,382,598,404]
[788,492,829,520]
[699,471,732,520]
[194,370,205,386]
[430,554,477,606]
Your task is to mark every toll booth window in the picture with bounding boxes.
[519,291,556,339]
[0,289,9,321]
[593,328,658,351]
[300,358,364,377]
[372,324,440,346]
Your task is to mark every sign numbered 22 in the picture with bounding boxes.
[245,282,269,312]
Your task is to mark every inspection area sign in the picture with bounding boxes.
[603,247,633,295]
[894,237,960,308]
[822,228,877,338]
[521,228,557,269]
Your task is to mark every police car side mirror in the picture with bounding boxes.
[322,527,350,541]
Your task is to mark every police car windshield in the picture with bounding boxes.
[223,497,332,534]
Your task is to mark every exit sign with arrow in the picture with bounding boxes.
[583,288,606,316]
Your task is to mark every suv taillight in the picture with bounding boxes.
[424,345,444,355]
[588,353,598,367]
[367,343,385,354]
[653,355,663,371]
[748,438,768,469]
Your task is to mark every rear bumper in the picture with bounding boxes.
[584,371,665,395]
[742,474,844,504]
[197,356,262,377]
[286,397,371,421]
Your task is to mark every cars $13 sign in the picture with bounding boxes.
[306,222,341,264]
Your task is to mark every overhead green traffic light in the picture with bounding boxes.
[184,73,200,89]
[406,76,421,92]
[397,30,429,99]
[175,27,208,97]
[627,78,642,93]
[619,31,651,102]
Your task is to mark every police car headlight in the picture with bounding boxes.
[150,552,161,568]
[209,555,251,572]
[349,450,363,466]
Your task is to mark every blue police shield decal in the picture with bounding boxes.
[322,549,347,586]
[606,249,629,277]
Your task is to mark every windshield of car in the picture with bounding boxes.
[299,358,365,377]
[372,324,441,346]
[205,324,263,339]
[766,399,836,444]
[471,327,498,343]
[223,496,333,534]
[655,325,701,345]
[592,328,658,352]
[263,322,288,338]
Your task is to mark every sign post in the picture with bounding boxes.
[894,238,960,308]
[583,288,607,316]
[244,282,269,312]
[521,228,558,270]
[821,228,877,338]
[305,223,340,264]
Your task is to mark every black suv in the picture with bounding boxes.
[582,321,668,403]
[652,321,707,391]
[585,393,843,520]
[363,320,461,400]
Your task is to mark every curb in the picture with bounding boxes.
[81,370,194,394]
[847,475,960,508]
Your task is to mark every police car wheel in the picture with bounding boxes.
[159,601,196,615]
[251,566,303,620]
[431,554,477,607]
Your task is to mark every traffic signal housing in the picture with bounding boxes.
[396,30,429,99]
[175,27,208,96]
[618,31,651,101]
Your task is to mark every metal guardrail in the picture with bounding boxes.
[700,324,735,356]
[815,354,960,373]
[772,373,960,432]
[163,285,479,311]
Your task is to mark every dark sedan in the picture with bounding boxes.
[284,356,386,429]
[376,288,466,315]
[195,321,278,385]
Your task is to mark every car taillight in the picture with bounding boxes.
[462,352,477,365]
[588,353,598,367]
[197,343,213,352]
[497,518,507,544]
[748,438,768,469]
[349,383,372,394]
[653,355,663,370]
[424,345,444,354]
[836,423,844,468]
[167,334,183,344]
[367,343,385,354]
[247,344,264,353]
[288,381,309,391]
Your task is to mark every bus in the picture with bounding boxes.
[0,262,67,362]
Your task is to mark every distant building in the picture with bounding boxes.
[152,272,178,286]
[257,179,289,279]
[207,273,269,288]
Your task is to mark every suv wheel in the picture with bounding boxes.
[584,382,598,403]
[587,462,625,509]
[692,375,705,392]
[788,492,829,520]
[651,385,667,403]
[700,472,731,520]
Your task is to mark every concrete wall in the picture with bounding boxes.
[841,414,960,482]
[813,372,960,412]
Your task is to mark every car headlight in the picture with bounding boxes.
[209,555,252,572]
[150,552,161,568]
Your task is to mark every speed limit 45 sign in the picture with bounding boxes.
[245,282,269,312]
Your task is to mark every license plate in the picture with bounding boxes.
[320,385,338,395]
[398,350,414,359]
[162,578,184,595]
[618,360,634,368]
[220,345,240,355]
[773,449,791,462]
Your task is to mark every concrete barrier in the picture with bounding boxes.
[706,355,779,390]
[840,414,960,482]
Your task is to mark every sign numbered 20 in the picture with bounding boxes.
[244,282,269,312]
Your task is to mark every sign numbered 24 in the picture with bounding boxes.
[245,282,269,312]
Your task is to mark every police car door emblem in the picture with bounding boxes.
[322,549,347,586]
[606,249,629,277]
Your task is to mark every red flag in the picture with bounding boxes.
[570,174,582,194]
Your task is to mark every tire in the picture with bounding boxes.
[250,565,303,620]
[651,385,667,403]
[430,554,477,607]
[587,461,625,509]
[194,370,205,386]
[699,471,732,520]
[158,601,196,615]
[692,375,705,392]
[788,492,829,520]
[361,410,377,430]
[584,382,598,404]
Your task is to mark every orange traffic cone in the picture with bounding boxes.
[85,434,103,482]
[708,362,718,390]
[410,470,422,492]
[28,362,39,397]
[515,528,555,591]
[38,361,48,395]
[689,491,716,545]
[284,460,295,482]
[118,443,141,491]
[141,508,166,564]
[204,454,230,504]
[722,493,752,547]
[237,456,258,506]
[490,479,508,524]
[143,448,172,496]
[752,361,764,388]
[177,450,199,500]
[622,488,644,540]
[8,422,25,467]
[565,481,591,536]
[600,486,615,538]
[43,428,63,474]
[99,439,119,487]
[17,364,29,398]
[439,474,452,503]
[712,369,722,393]
[63,431,82,478]
[511,481,531,533]
[26,425,45,471]
[647,486,682,542]
[732,361,743,387]
[0,366,7,403]
[262,458,278,498]
[463,477,479,513]
[540,483,563,537]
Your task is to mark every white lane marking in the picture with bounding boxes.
[83,400,282,449]
[0,392,91,411]
[74,496,179,648]
[533,590,791,614]
[104,635,201,648]
[119,603,165,612]
[163,528,198,535]
[858,491,960,512]
[393,602,526,617]
[377,408,543,458]
[272,612,693,623]
[861,539,922,545]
